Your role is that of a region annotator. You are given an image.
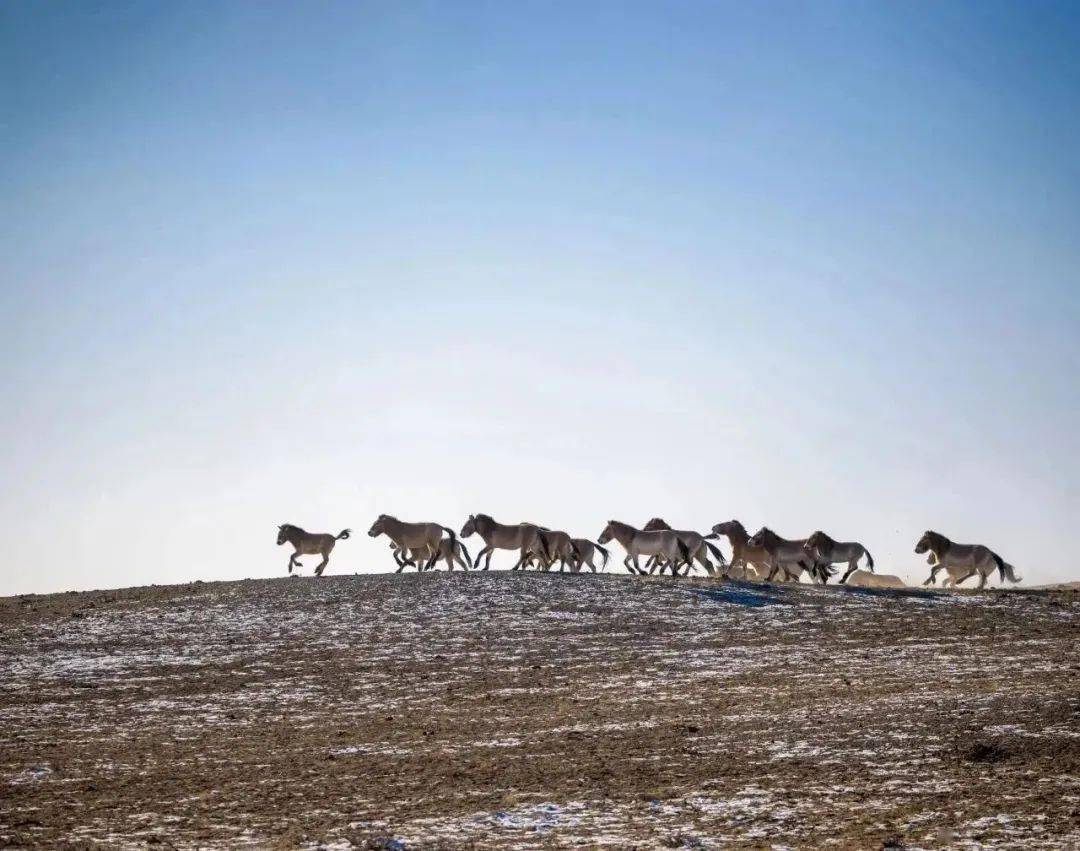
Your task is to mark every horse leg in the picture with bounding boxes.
[694,550,715,577]
[511,546,530,571]
[953,570,976,586]
[976,571,987,590]
[288,553,300,574]
[315,553,330,576]
[623,555,636,574]
[840,560,857,584]
[474,546,491,570]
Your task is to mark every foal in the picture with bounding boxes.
[570,538,610,573]
[391,538,473,571]
[276,524,351,576]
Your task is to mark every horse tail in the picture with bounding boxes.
[676,538,691,567]
[439,526,458,560]
[336,529,352,540]
[594,542,610,571]
[705,541,727,566]
[457,540,473,569]
[989,549,1008,583]
[863,548,874,571]
[995,555,1020,584]
[810,559,834,584]
[535,529,552,563]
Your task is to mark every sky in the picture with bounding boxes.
[1,1,1078,596]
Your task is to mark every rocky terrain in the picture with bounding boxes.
[2,572,1078,849]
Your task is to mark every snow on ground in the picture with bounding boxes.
[1,572,1078,848]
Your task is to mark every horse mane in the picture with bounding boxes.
[716,520,749,543]
[752,527,784,547]
[925,530,950,552]
[470,513,496,534]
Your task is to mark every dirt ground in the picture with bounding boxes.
[1,571,1078,849]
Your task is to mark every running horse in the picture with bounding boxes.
[276,524,351,576]
[746,527,832,583]
[706,520,771,580]
[804,531,875,584]
[597,520,692,575]
[368,515,458,572]
[916,530,1020,589]
[642,518,726,576]
[460,514,551,571]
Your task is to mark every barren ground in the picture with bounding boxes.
[1,572,1078,849]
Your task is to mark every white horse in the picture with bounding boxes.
[916,530,1020,589]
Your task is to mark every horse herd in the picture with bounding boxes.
[275,516,1021,590]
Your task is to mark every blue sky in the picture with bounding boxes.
[1,1,1078,594]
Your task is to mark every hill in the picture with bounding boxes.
[2,572,1078,848]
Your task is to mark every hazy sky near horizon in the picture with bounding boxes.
[2,1,1078,596]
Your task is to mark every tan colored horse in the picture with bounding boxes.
[523,536,609,573]
[391,538,473,572]
[597,520,691,575]
[276,524,351,576]
[747,527,832,583]
[570,538,609,573]
[804,531,875,584]
[706,520,774,580]
[537,528,577,572]
[844,569,905,589]
[917,531,1020,589]
[641,518,725,576]
[368,514,457,571]
[460,514,551,571]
